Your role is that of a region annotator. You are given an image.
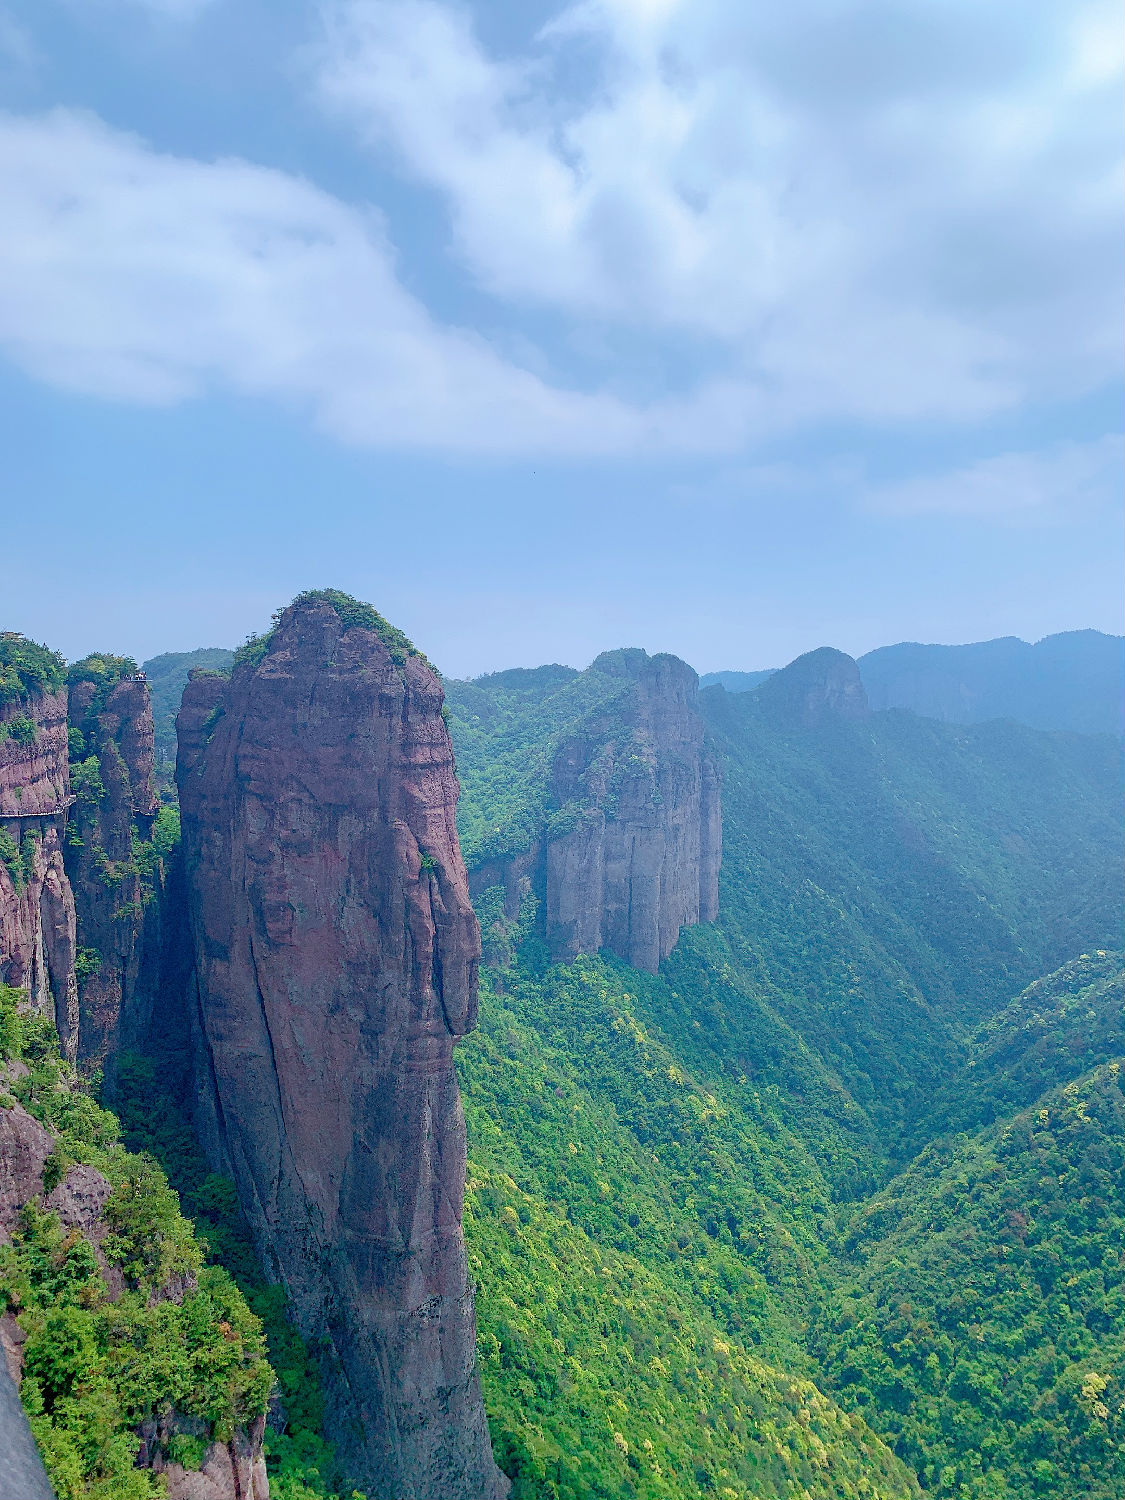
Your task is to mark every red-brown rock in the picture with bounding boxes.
[1,689,78,1060]
[176,596,504,1500]
[546,649,721,972]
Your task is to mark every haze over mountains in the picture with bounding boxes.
[701,630,1125,738]
[2,598,1122,1500]
[141,628,1125,761]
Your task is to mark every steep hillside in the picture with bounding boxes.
[814,1006,1124,1499]
[448,645,1123,1493]
[64,654,174,1077]
[702,664,1124,1144]
[0,633,79,1061]
[446,650,720,972]
[0,985,273,1500]
[698,669,776,693]
[458,954,918,1499]
[702,631,1125,738]
[914,951,1124,1148]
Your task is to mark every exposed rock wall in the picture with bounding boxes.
[177,598,505,1500]
[66,672,161,1073]
[0,689,78,1059]
[545,650,721,973]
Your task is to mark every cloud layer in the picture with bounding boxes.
[0,108,679,452]
[0,0,1120,470]
[316,0,1124,422]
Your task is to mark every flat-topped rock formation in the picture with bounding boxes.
[545,649,721,972]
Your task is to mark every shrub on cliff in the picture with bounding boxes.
[0,987,275,1498]
[232,589,432,675]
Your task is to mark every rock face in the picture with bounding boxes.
[176,596,505,1500]
[141,1414,269,1500]
[66,668,161,1074]
[0,687,79,1060]
[545,649,721,973]
[758,647,870,728]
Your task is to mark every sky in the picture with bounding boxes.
[0,0,1122,678]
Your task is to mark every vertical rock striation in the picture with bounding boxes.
[0,643,78,1059]
[545,649,720,972]
[66,661,162,1074]
[176,594,505,1500]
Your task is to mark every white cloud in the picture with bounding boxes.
[0,108,749,454]
[313,0,1124,425]
[864,436,1125,518]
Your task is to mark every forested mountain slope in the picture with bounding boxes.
[815,1003,1124,1498]
[701,674,1124,1146]
[701,630,1125,738]
[448,648,1124,1496]
[858,630,1124,738]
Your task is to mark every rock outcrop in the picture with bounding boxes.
[545,649,720,972]
[0,1086,268,1500]
[1,668,78,1061]
[758,647,870,728]
[65,661,162,1074]
[176,593,505,1500]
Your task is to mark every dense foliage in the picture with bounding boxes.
[112,1053,356,1500]
[445,657,654,866]
[0,986,272,1499]
[448,666,1125,1496]
[816,1049,1124,1497]
[699,687,1124,1148]
[0,632,66,704]
[459,944,921,1497]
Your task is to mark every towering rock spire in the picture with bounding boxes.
[176,593,505,1500]
[65,659,162,1077]
[545,649,721,972]
[0,635,78,1059]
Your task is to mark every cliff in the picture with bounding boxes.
[545,650,721,971]
[176,592,505,1500]
[0,637,78,1062]
[65,657,163,1075]
[444,650,721,975]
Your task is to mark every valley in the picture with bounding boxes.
[1,605,1122,1500]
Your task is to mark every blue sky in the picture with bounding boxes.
[0,0,1121,677]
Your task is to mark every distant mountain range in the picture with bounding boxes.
[701,629,1124,737]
